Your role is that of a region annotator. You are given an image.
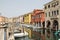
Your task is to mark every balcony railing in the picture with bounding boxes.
[50,15,59,19]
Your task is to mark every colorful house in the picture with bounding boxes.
[23,12,33,38]
[31,9,45,27]
[24,12,33,24]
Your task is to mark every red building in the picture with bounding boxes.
[31,9,45,27]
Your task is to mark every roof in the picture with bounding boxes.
[44,0,53,6]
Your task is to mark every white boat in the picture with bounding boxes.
[14,31,28,37]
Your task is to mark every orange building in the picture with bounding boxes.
[31,9,45,27]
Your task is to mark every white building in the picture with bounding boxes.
[18,15,24,23]
[0,16,15,40]
[44,0,60,30]
[44,0,60,39]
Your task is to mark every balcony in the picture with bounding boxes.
[50,15,59,20]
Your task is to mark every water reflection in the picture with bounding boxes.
[15,36,31,40]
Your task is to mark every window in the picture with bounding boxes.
[54,11,56,15]
[38,15,40,18]
[46,13,47,17]
[52,11,53,16]
[56,1,59,5]
[52,1,59,7]
[52,3,54,7]
[49,12,50,17]
[48,5,50,8]
[36,15,38,18]
[32,16,35,19]
[52,10,59,16]
[39,14,41,18]
[45,6,47,9]
[52,2,55,7]
[36,15,40,18]
[57,10,59,15]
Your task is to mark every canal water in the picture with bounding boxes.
[15,36,32,40]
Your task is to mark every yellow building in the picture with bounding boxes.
[23,12,33,38]
[24,12,32,24]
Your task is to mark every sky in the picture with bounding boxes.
[0,0,52,18]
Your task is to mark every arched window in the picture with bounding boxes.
[42,21,45,27]
[53,20,58,30]
[46,20,51,28]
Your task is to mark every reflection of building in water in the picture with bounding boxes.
[8,18,15,40]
